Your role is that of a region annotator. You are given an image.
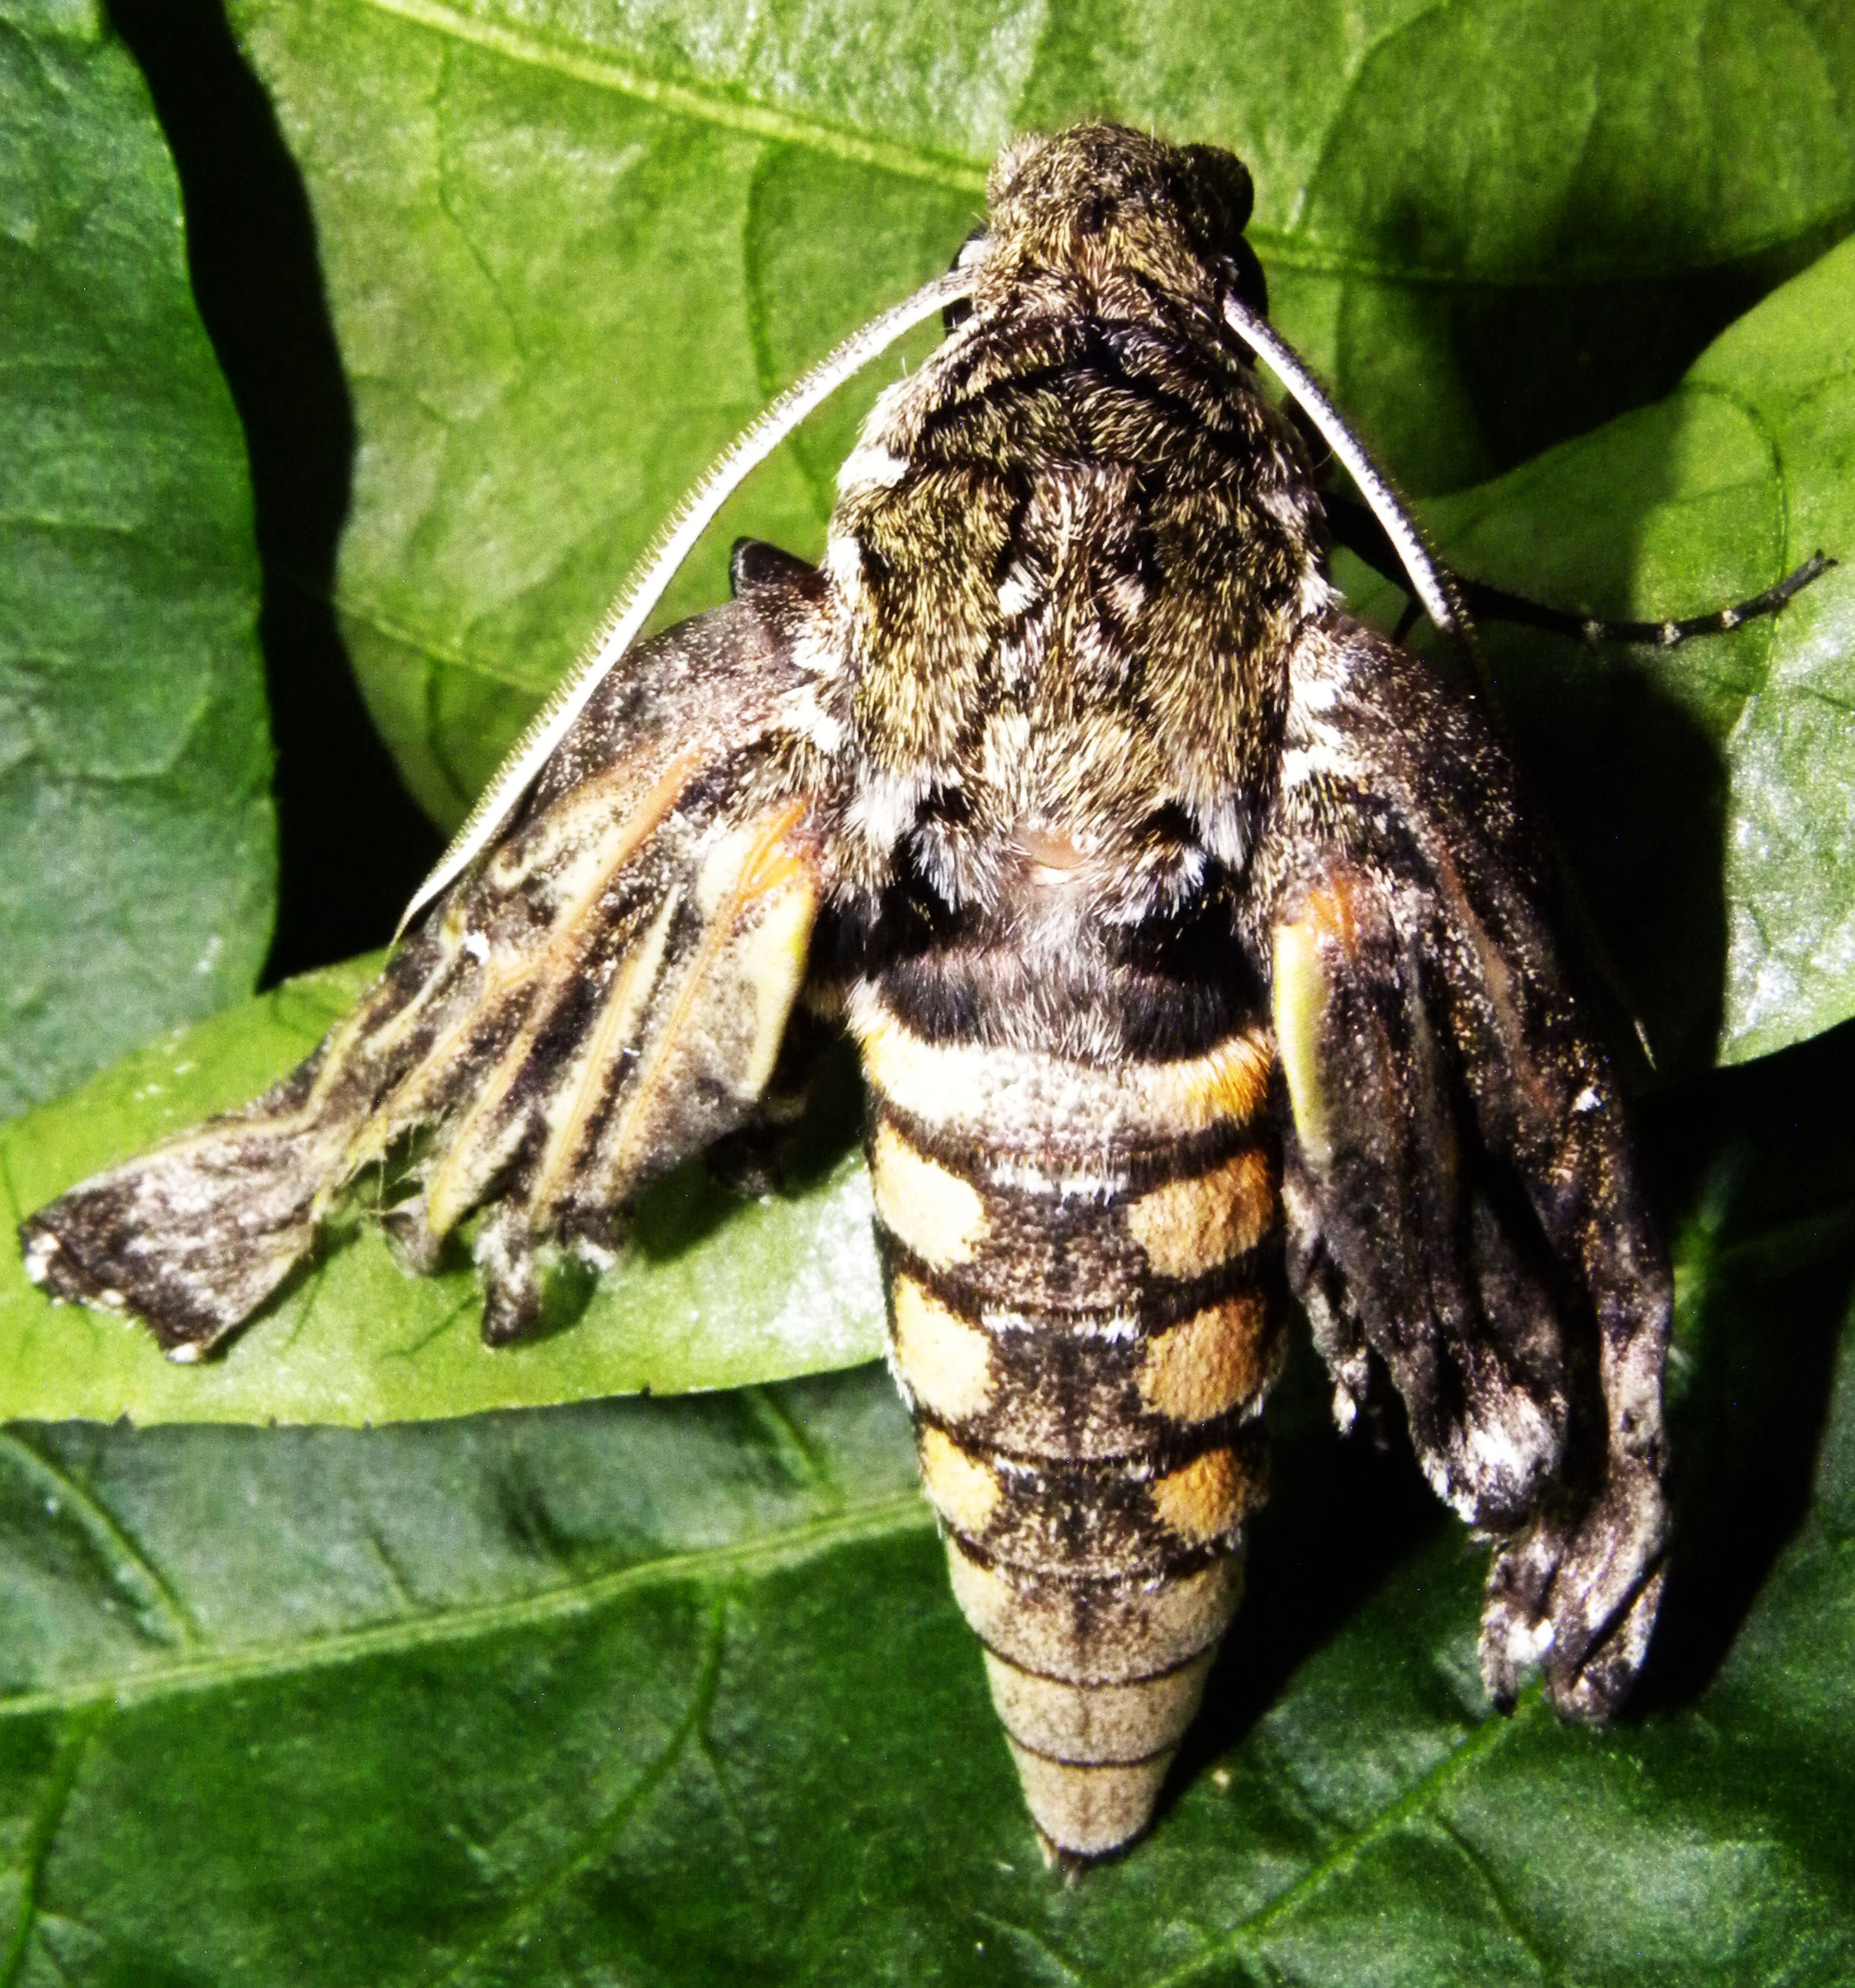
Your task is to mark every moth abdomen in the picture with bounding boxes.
[855,987,1283,1859]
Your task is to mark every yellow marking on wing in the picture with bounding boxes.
[358,749,700,1161]
[604,798,819,1183]
[868,1120,989,1267]
[891,1276,995,1421]
[524,888,681,1220]
[1123,1148,1275,1279]
[1273,876,1364,1169]
[1150,1447,1249,1545]
[735,870,818,1098]
[1138,1293,1274,1425]
[299,942,460,1121]
[413,753,701,1234]
[917,1425,1002,1536]
[484,747,692,896]
[188,942,467,1193]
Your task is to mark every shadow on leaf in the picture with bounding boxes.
[1635,1017,1855,1709]
[109,0,442,981]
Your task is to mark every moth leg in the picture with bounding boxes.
[1323,488,1833,646]
[1278,1147,1372,1434]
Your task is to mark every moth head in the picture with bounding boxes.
[981,124,1268,319]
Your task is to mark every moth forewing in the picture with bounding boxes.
[22,121,1695,1871]
[1262,617,1669,1716]
[23,596,831,1352]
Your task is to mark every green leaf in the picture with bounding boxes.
[222,0,1855,822]
[1343,238,1855,1070]
[1,1022,1851,1980]
[5,4,1851,1965]
[0,960,882,1425]
[0,0,275,1119]
[7,0,1854,1413]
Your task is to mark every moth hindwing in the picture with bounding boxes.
[26,122,1684,1867]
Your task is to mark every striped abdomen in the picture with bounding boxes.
[851,991,1284,1861]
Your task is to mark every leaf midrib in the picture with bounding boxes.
[359,0,989,191]
[0,1487,931,1722]
[355,0,1855,285]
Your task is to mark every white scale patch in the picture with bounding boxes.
[983,1307,1144,1343]
[1279,741,1360,787]
[983,1151,1130,1198]
[1281,637,1364,788]
[1192,795,1249,869]
[1292,668,1344,714]
[775,684,845,754]
[22,1231,58,1285]
[823,533,865,597]
[1255,482,1335,619]
[1070,616,1123,684]
[982,709,1033,791]
[1499,1612,1557,1667]
[1429,1392,1557,1521]
[843,768,931,855]
[837,442,911,493]
[997,563,1038,618]
[1107,572,1147,620]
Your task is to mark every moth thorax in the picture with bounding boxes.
[854,995,1283,1860]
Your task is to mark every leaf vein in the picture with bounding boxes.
[0,1704,106,1988]
[1287,0,1463,242]
[1433,1813,1559,1982]
[0,1433,201,1651]
[0,1491,929,1724]
[1145,1698,1529,1988]
[412,1594,732,1986]
[353,0,987,193]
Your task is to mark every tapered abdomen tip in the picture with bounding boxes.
[1012,1743,1177,1861]
[987,1647,1215,1857]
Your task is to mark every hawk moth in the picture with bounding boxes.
[22,122,1822,1867]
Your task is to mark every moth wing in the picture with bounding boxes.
[24,572,834,1353]
[1260,615,1669,1719]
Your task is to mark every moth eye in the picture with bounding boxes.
[1171,144,1268,322]
[1178,143,1255,236]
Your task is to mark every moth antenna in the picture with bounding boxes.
[1221,292,1470,642]
[398,264,978,934]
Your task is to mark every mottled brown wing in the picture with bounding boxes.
[1255,613,1670,1721]
[23,578,829,1354]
